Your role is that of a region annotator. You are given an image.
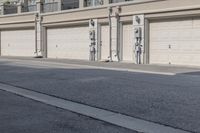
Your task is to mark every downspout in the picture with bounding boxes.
[108,7,112,62]
[35,13,38,56]
[115,12,120,62]
[115,7,121,62]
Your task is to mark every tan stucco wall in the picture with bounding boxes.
[40,0,200,25]
[1,0,200,26]
[0,13,35,29]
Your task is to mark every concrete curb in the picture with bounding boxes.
[0,58,176,75]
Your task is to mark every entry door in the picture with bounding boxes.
[122,24,135,62]
[1,29,35,57]
[100,25,110,60]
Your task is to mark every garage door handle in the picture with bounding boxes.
[169,45,171,49]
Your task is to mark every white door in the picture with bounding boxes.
[1,29,35,57]
[122,24,135,62]
[150,18,200,66]
[100,25,110,60]
[47,26,90,60]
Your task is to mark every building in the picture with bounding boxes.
[0,0,200,66]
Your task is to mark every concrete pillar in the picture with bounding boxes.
[89,19,98,61]
[55,0,62,11]
[109,7,120,62]
[103,0,109,5]
[110,16,118,61]
[35,13,43,57]
[0,3,4,15]
[79,0,84,8]
[17,2,22,14]
[36,0,43,13]
[133,14,145,64]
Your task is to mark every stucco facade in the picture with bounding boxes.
[0,0,200,66]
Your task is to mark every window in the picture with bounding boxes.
[84,0,103,7]
[62,0,79,10]
[28,0,36,5]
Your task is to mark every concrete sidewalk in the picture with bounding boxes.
[1,56,200,75]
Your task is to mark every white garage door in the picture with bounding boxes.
[100,25,110,60]
[122,24,135,62]
[150,18,200,66]
[1,29,35,57]
[47,26,90,60]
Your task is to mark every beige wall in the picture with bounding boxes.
[40,0,200,25]
[0,13,35,29]
[0,0,200,27]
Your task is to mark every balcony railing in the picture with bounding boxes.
[109,0,133,3]
[62,0,79,10]
[4,4,17,15]
[22,4,37,12]
[0,0,137,15]
[43,2,58,13]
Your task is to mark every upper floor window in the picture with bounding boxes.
[28,0,36,5]
[84,0,103,7]
[62,0,79,10]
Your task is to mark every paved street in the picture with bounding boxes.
[0,57,200,133]
[0,90,135,133]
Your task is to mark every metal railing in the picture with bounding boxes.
[84,0,104,7]
[43,2,58,13]
[109,0,133,3]
[22,4,37,12]
[62,0,79,10]
[4,4,17,15]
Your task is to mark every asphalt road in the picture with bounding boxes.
[0,59,200,133]
[0,90,136,133]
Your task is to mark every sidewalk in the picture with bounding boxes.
[1,56,200,75]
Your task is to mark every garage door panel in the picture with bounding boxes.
[150,18,200,66]
[47,26,90,60]
[1,30,35,57]
[150,42,169,50]
[122,24,135,62]
[150,53,169,64]
[193,18,200,28]
[100,25,109,60]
